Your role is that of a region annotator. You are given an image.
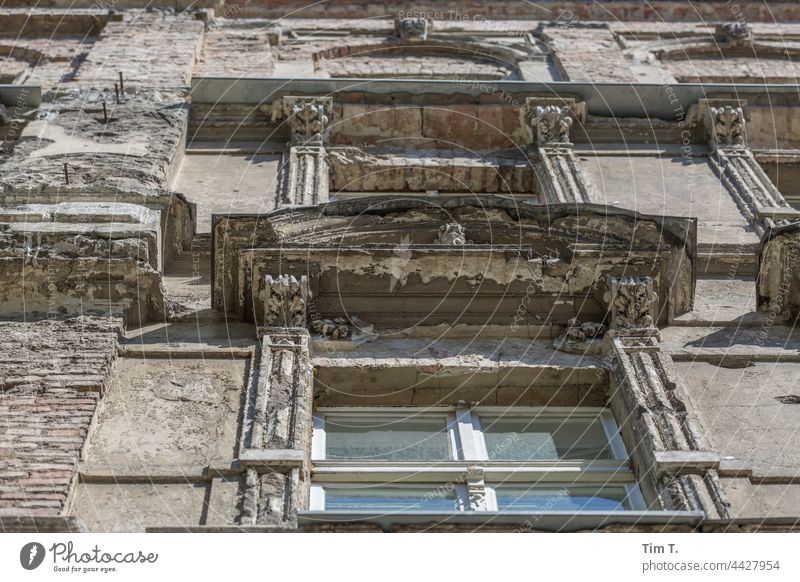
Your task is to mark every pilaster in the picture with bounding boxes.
[238,272,315,527]
[701,99,796,237]
[607,276,730,519]
[524,98,591,204]
[279,96,332,206]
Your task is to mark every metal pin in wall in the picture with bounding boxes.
[102,101,108,123]
[63,162,70,185]
[119,71,124,93]
[114,83,119,102]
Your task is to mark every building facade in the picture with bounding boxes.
[1,0,800,533]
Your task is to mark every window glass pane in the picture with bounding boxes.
[323,486,459,512]
[323,415,451,461]
[481,414,613,460]
[493,485,631,512]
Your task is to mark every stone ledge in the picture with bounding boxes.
[239,449,305,469]
[78,461,241,482]
[0,513,87,532]
[654,450,720,474]
[119,346,253,359]
[297,510,705,533]
[756,206,800,222]
[719,461,800,484]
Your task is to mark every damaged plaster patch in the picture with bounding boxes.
[83,358,247,468]
[151,378,222,405]
[320,251,535,288]
[27,121,149,158]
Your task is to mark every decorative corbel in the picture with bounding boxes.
[715,22,752,47]
[395,16,431,41]
[531,105,573,146]
[466,465,487,511]
[522,97,585,147]
[699,98,794,238]
[553,318,607,354]
[703,102,746,150]
[310,315,372,340]
[264,274,308,327]
[435,222,467,245]
[281,96,333,146]
[609,276,657,332]
[522,97,590,204]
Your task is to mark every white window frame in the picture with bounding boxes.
[311,406,645,513]
[309,483,470,512]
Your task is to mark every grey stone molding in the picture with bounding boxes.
[610,276,657,331]
[700,99,795,237]
[757,221,800,321]
[609,336,731,519]
[524,98,591,204]
[715,22,753,46]
[281,96,333,146]
[283,145,329,206]
[435,222,467,245]
[268,96,334,207]
[212,198,696,328]
[240,329,314,527]
[264,274,309,328]
[394,16,430,41]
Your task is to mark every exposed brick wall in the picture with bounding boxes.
[195,27,274,77]
[331,104,527,150]
[321,54,514,79]
[221,0,800,22]
[0,9,112,36]
[4,1,800,22]
[541,27,635,82]
[4,36,94,90]
[0,317,121,517]
[664,57,800,83]
[76,12,204,89]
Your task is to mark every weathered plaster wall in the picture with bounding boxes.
[0,203,165,324]
[84,357,247,470]
[72,482,208,532]
[75,12,204,89]
[172,152,282,233]
[314,338,607,407]
[671,353,800,520]
[722,479,800,520]
[3,4,800,532]
[1,90,187,204]
[580,153,757,248]
[674,361,800,476]
[72,355,250,532]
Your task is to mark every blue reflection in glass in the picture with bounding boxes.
[325,487,459,512]
[495,487,629,512]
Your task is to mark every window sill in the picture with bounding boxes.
[297,510,705,532]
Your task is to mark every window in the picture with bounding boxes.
[310,407,644,513]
